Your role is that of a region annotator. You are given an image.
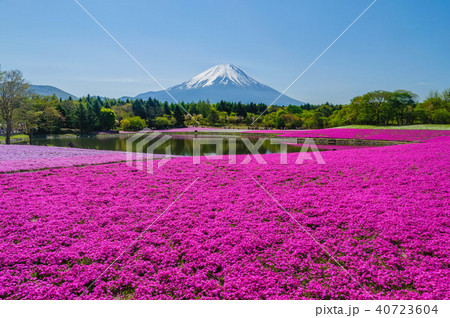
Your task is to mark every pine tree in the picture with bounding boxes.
[207,109,219,125]
[76,103,88,132]
[86,103,100,131]
[132,99,146,119]
[163,102,171,115]
[174,106,185,127]
[93,99,102,115]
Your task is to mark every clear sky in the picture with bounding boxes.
[0,0,449,104]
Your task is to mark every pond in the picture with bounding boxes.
[31,133,323,156]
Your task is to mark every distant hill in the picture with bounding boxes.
[122,64,304,106]
[29,85,77,100]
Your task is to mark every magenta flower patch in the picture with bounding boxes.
[245,128,450,142]
[0,133,448,299]
[0,145,162,173]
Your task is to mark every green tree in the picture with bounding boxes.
[93,98,102,115]
[112,103,133,122]
[419,89,450,124]
[245,113,256,125]
[16,100,40,145]
[120,116,146,131]
[262,111,277,128]
[39,106,62,133]
[197,101,211,117]
[279,113,302,129]
[58,99,78,128]
[28,95,62,133]
[207,109,219,125]
[132,99,146,118]
[432,108,450,124]
[163,102,171,115]
[76,103,89,132]
[0,69,30,144]
[173,105,185,127]
[359,90,391,125]
[187,102,198,115]
[99,107,116,130]
[275,116,286,128]
[86,103,100,131]
[388,90,417,125]
[301,110,325,129]
[154,116,173,129]
[144,98,162,122]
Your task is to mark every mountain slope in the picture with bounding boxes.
[127,64,303,105]
[29,85,77,100]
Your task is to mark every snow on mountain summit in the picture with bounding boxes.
[128,64,304,105]
[172,64,262,89]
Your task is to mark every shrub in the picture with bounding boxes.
[153,116,174,129]
[120,116,146,131]
[99,107,116,130]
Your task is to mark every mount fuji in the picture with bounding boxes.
[124,64,304,105]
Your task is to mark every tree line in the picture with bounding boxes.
[1,67,449,144]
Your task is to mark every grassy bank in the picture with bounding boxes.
[0,134,29,144]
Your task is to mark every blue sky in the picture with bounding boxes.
[0,0,449,104]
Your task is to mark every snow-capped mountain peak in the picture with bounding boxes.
[173,64,261,89]
[127,64,304,106]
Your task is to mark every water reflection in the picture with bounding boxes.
[32,134,311,156]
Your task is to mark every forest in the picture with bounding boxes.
[1,69,449,144]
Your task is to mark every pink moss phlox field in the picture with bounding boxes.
[0,145,162,172]
[281,143,371,151]
[245,128,450,142]
[0,145,126,161]
[0,136,448,299]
